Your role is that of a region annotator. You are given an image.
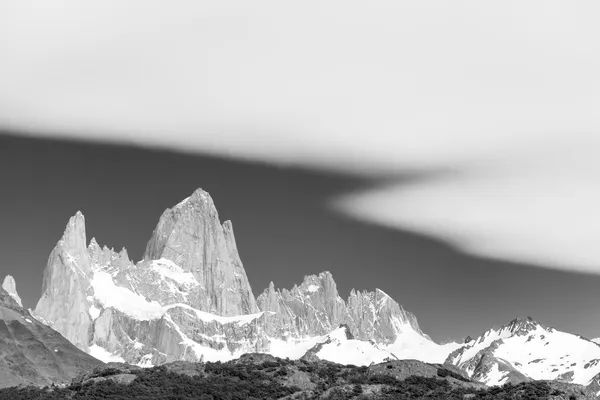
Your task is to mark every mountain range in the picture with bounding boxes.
[2,187,600,394]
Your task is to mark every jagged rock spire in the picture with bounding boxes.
[2,275,22,307]
[142,188,258,316]
[35,211,93,351]
[258,271,427,344]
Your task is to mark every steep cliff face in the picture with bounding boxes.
[142,189,258,316]
[0,283,103,388]
[33,188,455,368]
[34,212,94,351]
[256,273,455,363]
[2,275,21,307]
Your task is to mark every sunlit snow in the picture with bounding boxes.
[306,285,320,293]
[451,323,600,386]
[89,344,125,363]
[89,305,101,320]
[91,270,265,325]
[150,258,199,286]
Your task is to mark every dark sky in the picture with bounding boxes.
[2,131,600,343]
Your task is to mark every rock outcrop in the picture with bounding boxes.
[2,275,21,307]
[0,282,103,388]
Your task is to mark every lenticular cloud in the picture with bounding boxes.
[332,136,600,274]
[2,1,600,272]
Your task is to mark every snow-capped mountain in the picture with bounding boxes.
[446,316,600,388]
[31,188,456,367]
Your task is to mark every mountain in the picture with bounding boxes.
[32,188,456,367]
[2,275,21,307]
[0,279,103,388]
[446,316,600,388]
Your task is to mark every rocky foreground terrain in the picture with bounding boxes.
[1,354,596,400]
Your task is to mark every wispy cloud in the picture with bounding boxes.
[1,1,600,271]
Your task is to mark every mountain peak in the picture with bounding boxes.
[88,237,99,249]
[141,189,258,316]
[58,211,87,251]
[2,275,22,307]
[503,316,544,336]
[173,188,215,211]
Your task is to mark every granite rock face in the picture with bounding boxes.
[34,212,94,351]
[33,188,450,367]
[256,272,427,346]
[2,275,21,307]
[143,189,258,316]
[0,283,103,388]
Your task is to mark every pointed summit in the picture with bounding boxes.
[142,189,258,316]
[35,212,94,351]
[503,316,546,336]
[88,237,99,250]
[60,211,86,247]
[2,275,22,307]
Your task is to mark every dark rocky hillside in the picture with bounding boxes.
[0,354,594,400]
[0,286,103,388]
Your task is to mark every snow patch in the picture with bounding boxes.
[150,259,199,286]
[164,315,239,362]
[89,305,101,320]
[89,344,125,363]
[484,363,509,387]
[386,325,460,364]
[91,271,164,320]
[307,285,320,293]
[91,270,265,325]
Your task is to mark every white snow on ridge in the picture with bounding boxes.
[295,326,459,367]
[267,336,323,360]
[89,344,125,363]
[483,364,509,387]
[452,323,600,386]
[180,305,266,325]
[90,270,265,325]
[163,315,248,362]
[386,326,460,364]
[307,327,396,366]
[174,196,191,209]
[91,271,165,320]
[150,258,199,286]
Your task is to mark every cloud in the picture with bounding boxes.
[1,1,600,271]
[333,134,600,273]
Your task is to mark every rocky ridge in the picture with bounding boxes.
[0,279,103,388]
[446,316,600,388]
[31,188,455,368]
[2,275,21,307]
